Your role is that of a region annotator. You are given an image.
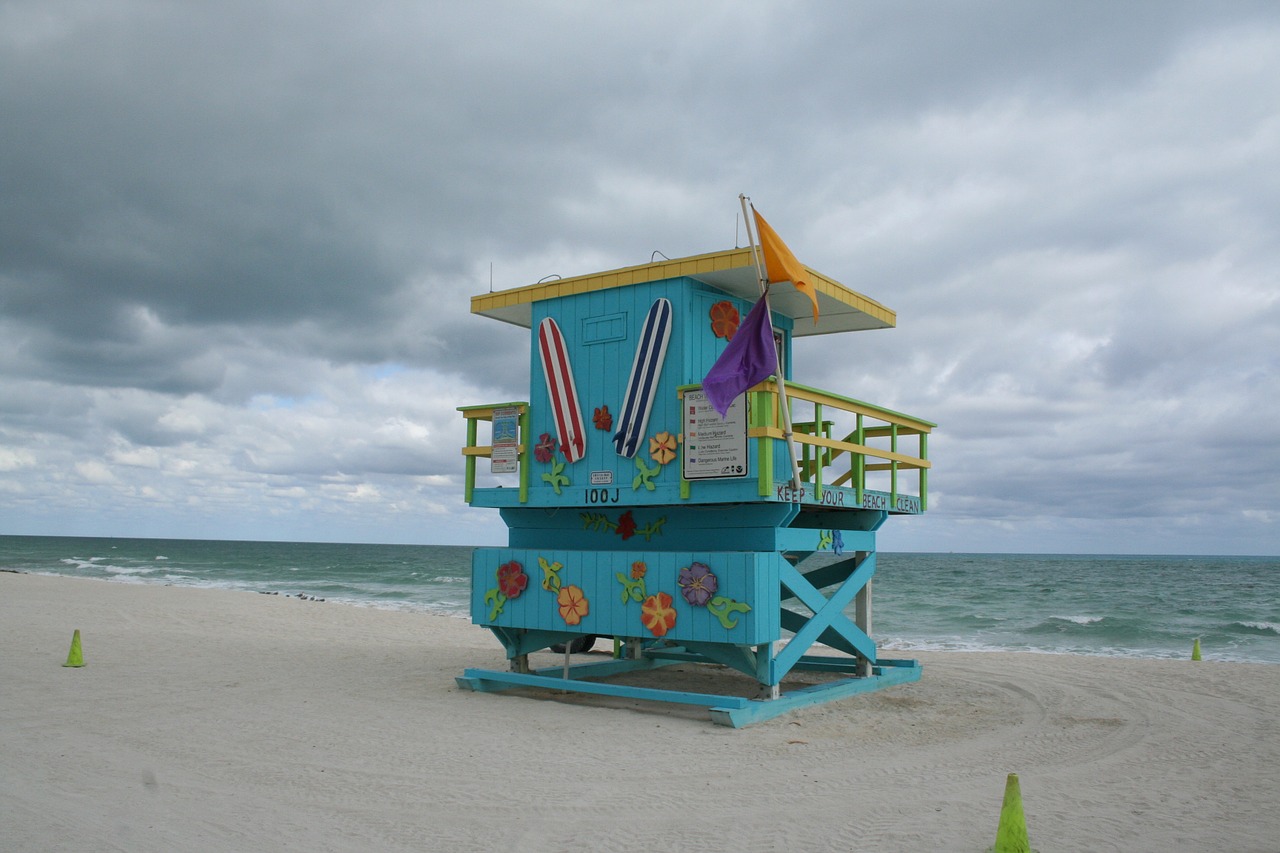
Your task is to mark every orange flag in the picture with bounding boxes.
[753,209,819,323]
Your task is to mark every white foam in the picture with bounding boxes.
[1053,614,1104,625]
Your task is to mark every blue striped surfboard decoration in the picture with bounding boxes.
[613,298,673,458]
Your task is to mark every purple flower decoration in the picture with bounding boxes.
[677,561,718,607]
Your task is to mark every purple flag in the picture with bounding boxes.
[702,297,778,417]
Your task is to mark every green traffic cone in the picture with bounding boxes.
[63,629,85,667]
[1192,638,1202,661]
[989,773,1034,853]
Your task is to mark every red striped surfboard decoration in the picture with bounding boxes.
[613,297,673,458]
[537,317,586,463]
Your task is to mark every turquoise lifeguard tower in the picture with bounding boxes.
[456,236,934,727]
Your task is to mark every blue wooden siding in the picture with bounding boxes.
[521,277,795,510]
[528,280,683,502]
[471,547,782,646]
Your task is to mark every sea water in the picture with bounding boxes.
[3,535,1276,664]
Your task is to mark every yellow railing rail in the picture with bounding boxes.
[746,380,934,510]
[458,402,530,504]
[461,385,933,512]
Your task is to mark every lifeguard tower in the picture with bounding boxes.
[456,234,934,727]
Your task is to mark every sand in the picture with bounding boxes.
[2,572,1278,853]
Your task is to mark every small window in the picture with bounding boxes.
[581,312,628,345]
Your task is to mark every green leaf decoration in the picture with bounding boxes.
[707,595,752,630]
[615,572,647,604]
[541,460,570,495]
[484,587,508,621]
[539,556,564,592]
[632,456,661,491]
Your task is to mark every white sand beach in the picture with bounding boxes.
[3,572,1277,852]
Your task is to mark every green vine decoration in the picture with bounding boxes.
[483,588,507,621]
[580,512,615,533]
[632,512,665,537]
[578,511,666,541]
[817,529,834,550]
[541,459,570,495]
[539,556,564,592]
[632,456,661,491]
[615,573,647,604]
[635,516,667,541]
[707,596,752,630]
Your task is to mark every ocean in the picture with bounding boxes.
[3,535,1276,664]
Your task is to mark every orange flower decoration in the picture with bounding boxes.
[593,405,613,431]
[557,584,589,626]
[649,431,677,465]
[709,300,740,340]
[630,561,647,580]
[641,591,677,637]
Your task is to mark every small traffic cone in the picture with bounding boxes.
[63,629,85,668]
[1192,638,1202,661]
[989,773,1033,853]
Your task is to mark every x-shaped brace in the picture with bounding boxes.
[773,551,877,681]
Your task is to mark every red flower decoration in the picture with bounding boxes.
[709,301,740,340]
[641,592,677,637]
[616,510,637,541]
[593,405,613,431]
[630,561,647,580]
[534,432,556,463]
[497,561,528,599]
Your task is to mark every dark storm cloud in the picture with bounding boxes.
[1,1,1277,550]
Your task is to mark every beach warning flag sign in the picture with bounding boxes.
[753,209,820,324]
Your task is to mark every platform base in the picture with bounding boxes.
[456,652,922,727]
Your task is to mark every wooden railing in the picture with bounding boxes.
[458,402,529,504]
[461,385,933,512]
[745,380,934,510]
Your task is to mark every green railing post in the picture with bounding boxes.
[679,391,692,500]
[854,414,865,505]
[889,423,899,507]
[463,416,478,504]
[753,389,774,497]
[919,432,928,511]
[812,403,823,502]
[518,406,531,504]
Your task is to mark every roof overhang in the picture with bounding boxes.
[470,247,895,337]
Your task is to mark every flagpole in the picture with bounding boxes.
[739,194,803,495]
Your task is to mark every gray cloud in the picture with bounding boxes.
[2,1,1277,551]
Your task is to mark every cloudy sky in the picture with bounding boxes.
[2,2,1277,554]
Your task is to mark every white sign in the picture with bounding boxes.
[590,471,614,485]
[490,407,520,474]
[682,390,748,480]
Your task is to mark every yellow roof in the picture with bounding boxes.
[470,247,895,337]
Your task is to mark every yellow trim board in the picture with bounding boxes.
[471,247,895,337]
